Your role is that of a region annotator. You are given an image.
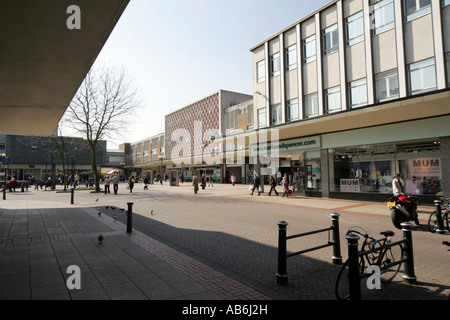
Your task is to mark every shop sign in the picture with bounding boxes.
[250,136,321,155]
[340,179,360,192]
[408,158,441,177]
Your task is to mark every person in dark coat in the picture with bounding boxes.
[251,173,261,196]
[268,175,279,196]
[129,175,135,193]
[193,175,199,194]
[201,174,206,190]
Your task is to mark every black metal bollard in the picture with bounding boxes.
[276,221,288,285]
[126,202,134,233]
[401,222,417,284]
[346,233,361,300]
[433,200,445,234]
[71,188,74,204]
[331,213,342,265]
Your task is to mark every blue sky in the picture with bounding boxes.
[94,0,331,148]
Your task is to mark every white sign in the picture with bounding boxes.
[408,158,441,178]
[340,179,360,192]
[250,136,321,155]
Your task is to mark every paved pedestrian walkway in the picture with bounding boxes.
[0,192,270,300]
[0,182,448,302]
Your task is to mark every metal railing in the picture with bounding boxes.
[276,212,342,285]
[345,222,416,300]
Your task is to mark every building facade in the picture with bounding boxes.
[0,134,107,183]
[165,90,253,182]
[130,134,164,181]
[248,0,450,202]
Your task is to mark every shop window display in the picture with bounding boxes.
[330,140,442,196]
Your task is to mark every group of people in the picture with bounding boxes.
[250,174,290,198]
[192,174,208,194]
[103,173,122,195]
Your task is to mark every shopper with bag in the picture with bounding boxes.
[282,176,289,198]
[250,173,261,196]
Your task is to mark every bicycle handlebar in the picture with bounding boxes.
[346,229,378,251]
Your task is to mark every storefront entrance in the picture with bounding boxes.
[329,139,442,202]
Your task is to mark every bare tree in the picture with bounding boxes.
[64,65,141,192]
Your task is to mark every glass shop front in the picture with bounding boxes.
[329,139,442,198]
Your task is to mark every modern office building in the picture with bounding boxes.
[130,133,165,180]
[0,134,107,183]
[160,90,253,182]
[248,0,450,202]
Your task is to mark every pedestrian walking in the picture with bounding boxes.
[129,175,135,193]
[268,175,279,196]
[104,175,111,194]
[250,173,261,196]
[112,174,119,194]
[231,174,236,186]
[193,175,199,194]
[282,176,289,198]
[143,176,149,190]
[201,174,206,190]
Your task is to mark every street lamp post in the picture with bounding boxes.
[159,156,164,180]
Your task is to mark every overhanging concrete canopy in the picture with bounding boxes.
[0,0,130,136]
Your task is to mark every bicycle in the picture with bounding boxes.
[428,197,450,233]
[335,228,403,300]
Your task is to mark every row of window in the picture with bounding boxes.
[258,56,444,128]
[257,0,446,83]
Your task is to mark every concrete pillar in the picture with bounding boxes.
[321,149,330,198]
[441,137,450,197]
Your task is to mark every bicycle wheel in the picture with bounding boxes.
[335,257,364,300]
[379,244,402,283]
[428,211,438,233]
[335,260,351,300]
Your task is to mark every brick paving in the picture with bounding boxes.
[0,182,449,301]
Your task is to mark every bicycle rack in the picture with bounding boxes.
[346,222,416,300]
[276,212,342,285]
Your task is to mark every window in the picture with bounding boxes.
[227,109,238,130]
[258,108,267,128]
[257,60,266,83]
[270,52,280,77]
[286,98,299,121]
[286,44,298,71]
[325,86,341,113]
[404,0,431,21]
[346,11,364,46]
[443,0,450,7]
[375,69,399,102]
[303,35,316,63]
[305,93,319,118]
[247,105,254,126]
[323,24,339,55]
[372,0,395,35]
[349,78,368,108]
[408,58,436,95]
[271,104,282,125]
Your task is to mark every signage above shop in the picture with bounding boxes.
[250,136,321,155]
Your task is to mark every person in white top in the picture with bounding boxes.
[392,173,404,196]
